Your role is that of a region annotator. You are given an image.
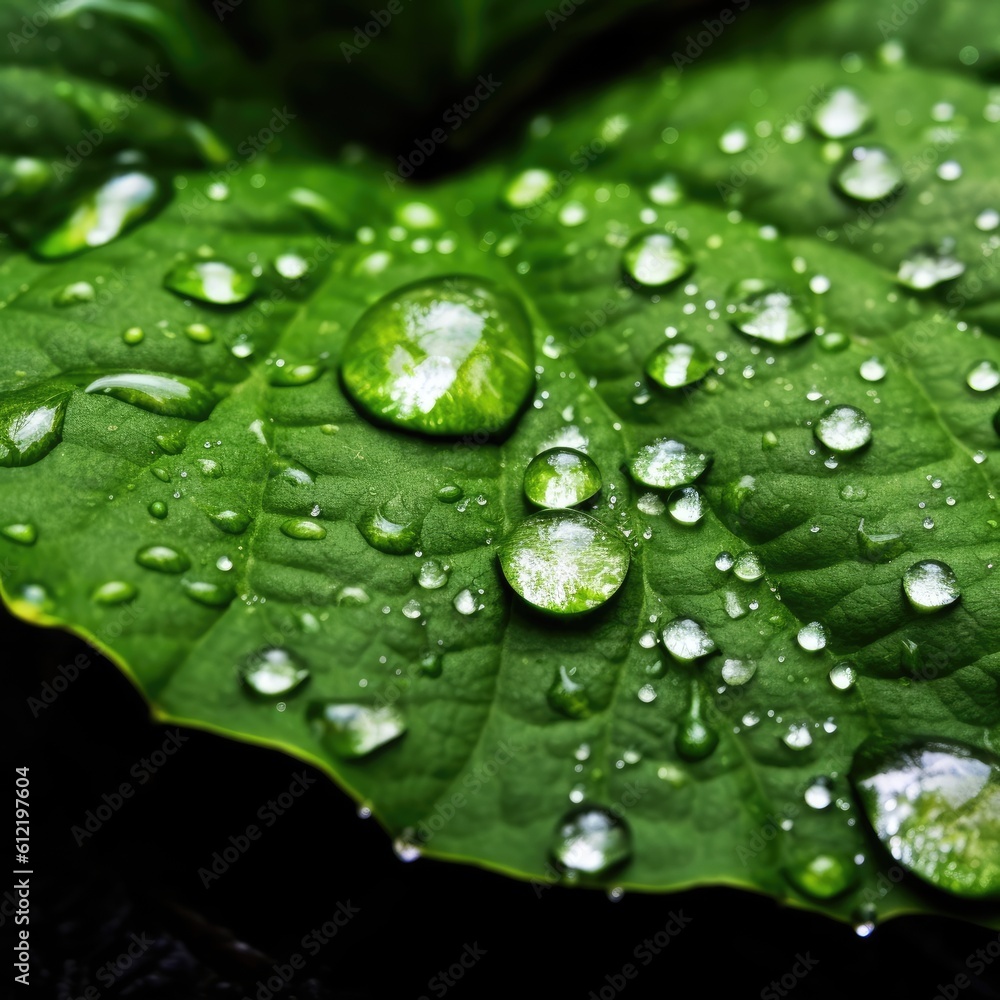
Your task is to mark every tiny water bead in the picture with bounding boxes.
[523,448,601,508]
[240,648,310,699]
[1,523,37,545]
[0,385,71,467]
[358,504,422,554]
[661,618,716,662]
[547,665,596,719]
[829,661,857,691]
[208,508,252,534]
[503,168,557,208]
[644,341,713,390]
[785,854,856,900]
[181,580,235,608]
[852,739,1000,897]
[135,544,190,573]
[966,360,1000,392]
[666,487,705,525]
[34,171,160,258]
[84,373,215,420]
[280,518,327,540]
[498,509,630,615]
[630,438,711,490]
[814,404,872,453]
[797,621,827,652]
[811,86,872,139]
[91,580,137,605]
[728,280,811,345]
[340,276,534,436]
[268,362,325,387]
[897,246,965,290]
[551,806,632,876]
[902,560,961,612]
[835,146,904,201]
[164,259,257,305]
[622,232,693,289]
[307,702,407,759]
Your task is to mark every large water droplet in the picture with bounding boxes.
[666,487,705,525]
[644,341,713,390]
[797,621,827,652]
[812,86,872,139]
[622,232,693,289]
[307,702,407,759]
[417,559,449,589]
[498,509,630,614]
[815,404,872,453]
[728,280,811,345]
[721,658,756,685]
[852,739,1000,897]
[281,518,327,540]
[661,618,716,662]
[732,551,764,582]
[84,373,215,420]
[829,661,857,691]
[630,438,711,489]
[34,172,160,258]
[966,360,1000,392]
[0,385,71,467]
[1,522,37,545]
[135,544,190,573]
[551,806,632,876]
[341,276,534,436]
[547,664,595,719]
[523,447,601,508]
[857,519,905,562]
[240,648,310,699]
[897,246,965,290]
[902,559,960,612]
[358,503,422,554]
[164,259,257,305]
[207,508,252,534]
[835,146,904,201]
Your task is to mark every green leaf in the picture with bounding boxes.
[3,0,1000,928]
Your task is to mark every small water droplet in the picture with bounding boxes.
[135,544,190,573]
[666,486,705,525]
[523,448,601,508]
[812,87,872,139]
[661,618,716,662]
[815,404,872,453]
[797,621,827,652]
[630,437,711,489]
[966,360,1000,392]
[85,373,215,420]
[728,279,811,345]
[622,232,694,289]
[164,258,257,304]
[902,560,960,612]
[308,701,407,759]
[1,522,37,545]
[281,518,327,540]
[835,145,903,201]
[91,580,137,605]
[551,806,632,876]
[829,661,857,691]
[645,341,713,390]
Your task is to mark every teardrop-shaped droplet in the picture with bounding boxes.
[207,508,252,534]
[358,504,422,554]
[666,486,705,525]
[835,146,904,201]
[852,739,1000,897]
[902,559,960,612]
[340,276,534,435]
[164,259,257,305]
[84,372,215,420]
[0,384,71,467]
[181,579,234,607]
[92,580,137,605]
[829,661,857,691]
[551,806,632,876]
[644,341,713,389]
[630,437,711,489]
[857,518,905,562]
[523,448,601,508]
[966,360,1000,392]
[729,280,811,345]
[1,522,37,545]
[815,404,872,453]
[897,246,965,290]
[269,362,325,387]
[499,509,630,614]
[34,172,160,259]
[622,232,694,289]
[811,87,872,139]
[662,618,716,662]
[503,168,557,208]
[547,664,595,719]
[240,648,310,699]
[307,701,407,759]
[784,854,856,899]
[676,685,719,761]
[135,544,190,573]
[281,518,326,540]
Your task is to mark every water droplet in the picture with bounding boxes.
[859,356,887,382]
[666,486,705,525]
[733,551,764,582]
[835,146,903,201]
[719,124,750,153]
[648,174,682,205]
[558,201,588,227]
[829,661,857,691]
[622,232,693,289]
[123,326,144,345]
[92,580,137,605]
[715,551,734,572]
[852,739,1000,897]
[975,209,1000,232]
[812,87,872,139]
[453,588,479,615]
[34,172,160,258]
[523,448,601,508]
[815,404,872,453]
[135,544,190,573]
[661,618,716,662]
[164,259,257,305]
[805,778,833,810]
[436,484,463,503]
[281,518,326,540]
[401,599,422,619]
[207,508,252,534]
[721,658,756,685]
[358,503,422,554]
[728,280,811,345]
[785,854,856,899]
[498,509,630,615]
[902,559,960,612]
[797,621,827,652]
[274,252,310,280]
[637,683,657,703]
[630,437,711,489]
[268,361,325,386]
[503,168,557,208]
[966,360,1000,392]
[1,523,37,545]
[676,684,719,761]
[84,373,215,420]
[897,246,965,289]
[418,651,443,677]
[417,559,449,589]
[148,500,168,519]
[551,806,632,876]
[341,276,534,436]
[182,579,234,607]
[184,322,214,344]
[645,341,713,389]
[783,723,813,750]
[307,701,407,759]
[547,664,596,719]
[54,281,95,306]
